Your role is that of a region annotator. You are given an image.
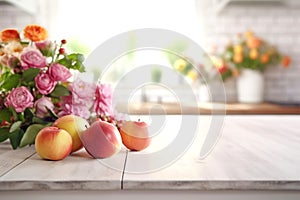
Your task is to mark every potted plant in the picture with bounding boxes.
[218,31,291,103]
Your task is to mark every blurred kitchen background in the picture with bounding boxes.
[1,0,299,104]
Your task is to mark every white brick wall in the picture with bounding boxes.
[1,1,299,103]
[197,0,300,103]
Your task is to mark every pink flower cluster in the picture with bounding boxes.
[4,83,54,115]
[59,78,114,119]
[94,84,113,116]
[35,63,71,95]
[3,44,114,120]
[5,48,71,114]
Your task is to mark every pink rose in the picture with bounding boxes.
[35,72,57,95]
[35,40,51,50]
[5,86,34,113]
[20,49,47,70]
[48,63,72,82]
[34,96,54,118]
[94,84,113,116]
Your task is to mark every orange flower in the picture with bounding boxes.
[23,24,48,42]
[245,30,254,38]
[233,53,243,64]
[247,37,261,49]
[260,54,270,64]
[281,56,291,68]
[0,29,20,42]
[249,48,258,60]
[234,45,243,54]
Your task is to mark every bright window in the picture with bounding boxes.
[52,0,203,54]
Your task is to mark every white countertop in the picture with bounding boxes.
[1,115,300,193]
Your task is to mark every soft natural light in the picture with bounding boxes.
[50,0,207,103]
[53,0,203,54]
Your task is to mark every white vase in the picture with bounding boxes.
[237,69,264,103]
[198,84,210,102]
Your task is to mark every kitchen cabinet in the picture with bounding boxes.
[0,0,37,15]
[212,0,300,13]
[0,115,300,199]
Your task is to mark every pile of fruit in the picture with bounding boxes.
[35,114,150,161]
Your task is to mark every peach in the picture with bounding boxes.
[120,120,151,151]
[53,115,89,153]
[35,127,72,161]
[80,119,122,158]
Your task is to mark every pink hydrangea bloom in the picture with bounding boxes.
[35,72,57,95]
[20,49,47,70]
[72,104,91,120]
[58,95,73,117]
[70,78,96,99]
[94,83,113,116]
[69,78,96,107]
[5,86,34,113]
[58,95,90,119]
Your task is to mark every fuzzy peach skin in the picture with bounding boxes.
[80,120,122,158]
[119,121,151,151]
[53,115,90,153]
[35,127,72,161]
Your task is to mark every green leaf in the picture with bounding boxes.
[9,106,19,122]
[24,108,34,122]
[22,68,40,82]
[9,128,23,149]
[1,74,21,90]
[58,53,85,72]
[32,116,48,124]
[50,84,70,97]
[58,58,71,67]
[0,108,12,122]
[72,62,85,72]
[0,71,11,85]
[0,128,10,142]
[67,53,85,62]
[40,48,55,58]
[19,124,45,147]
[46,107,58,120]
[9,121,22,133]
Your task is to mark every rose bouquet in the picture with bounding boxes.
[0,25,117,149]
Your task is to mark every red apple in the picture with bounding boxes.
[119,120,151,151]
[80,119,122,158]
[35,127,72,161]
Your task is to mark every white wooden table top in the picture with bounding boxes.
[0,115,300,191]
